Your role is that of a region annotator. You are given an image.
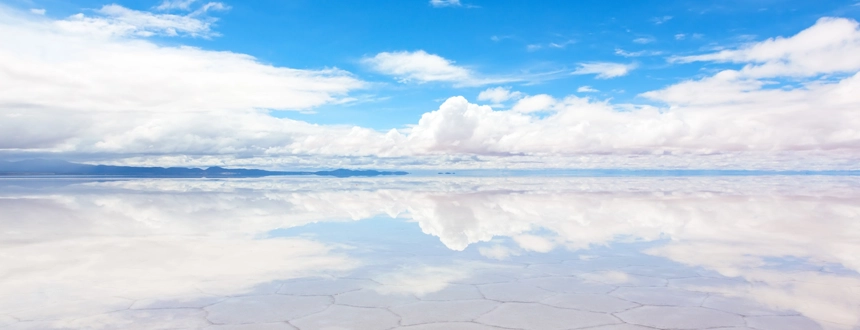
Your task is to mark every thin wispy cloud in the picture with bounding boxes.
[429,0,461,8]
[615,48,663,57]
[548,40,576,48]
[156,0,199,11]
[652,15,673,24]
[57,3,228,38]
[633,37,656,44]
[577,86,599,93]
[572,62,637,79]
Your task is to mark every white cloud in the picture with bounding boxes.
[615,48,662,57]
[528,40,576,51]
[2,7,859,170]
[572,62,637,78]
[652,15,672,25]
[674,33,686,40]
[56,4,227,38]
[510,94,556,113]
[548,40,575,48]
[5,176,859,327]
[0,7,363,113]
[478,244,520,260]
[633,37,655,44]
[362,50,513,86]
[672,17,860,77]
[577,86,598,93]
[477,87,523,104]
[429,0,461,7]
[29,8,45,15]
[156,0,199,11]
[363,50,470,83]
[0,5,365,153]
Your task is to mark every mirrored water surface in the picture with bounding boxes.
[1,176,859,330]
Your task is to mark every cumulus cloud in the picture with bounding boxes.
[571,62,637,78]
[511,94,556,113]
[0,7,363,113]
[671,17,860,77]
[477,86,523,104]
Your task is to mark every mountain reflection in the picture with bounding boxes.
[1,177,858,329]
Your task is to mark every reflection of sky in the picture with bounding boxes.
[1,177,859,329]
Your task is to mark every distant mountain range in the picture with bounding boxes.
[0,159,408,178]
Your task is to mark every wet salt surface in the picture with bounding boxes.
[1,176,859,330]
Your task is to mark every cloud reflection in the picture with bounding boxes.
[1,176,858,328]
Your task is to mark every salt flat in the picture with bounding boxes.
[0,176,858,330]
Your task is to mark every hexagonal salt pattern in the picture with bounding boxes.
[520,276,616,294]
[610,286,708,306]
[475,302,619,330]
[477,282,556,302]
[702,295,799,316]
[334,289,419,308]
[277,278,374,296]
[204,323,298,330]
[6,178,858,330]
[394,322,503,330]
[415,284,485,301]
[584,325,669,330]
[745,315,825,330]
[541,293,639,312]
[616,306,745,329]
[129,295,225,309]
[66,309,210,330]
[390,300,500,325]
[204,295,332,325]
[290,305,399,330]
[578,270,667,287]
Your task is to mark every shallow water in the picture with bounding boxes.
[1,176,859,330]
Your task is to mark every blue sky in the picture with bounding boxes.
[1,0,860,169]
[16,0,859,129]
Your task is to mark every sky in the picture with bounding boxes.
[1,0,859,170]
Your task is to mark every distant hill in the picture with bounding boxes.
[0,159,408,178]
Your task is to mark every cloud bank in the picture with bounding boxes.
[1,6,858,170]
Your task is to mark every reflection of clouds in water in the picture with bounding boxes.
[1,176,859,328]
[0,192,359,326]
[373,265,472,296]
[0,237,355,320]
[478,244,520,260]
